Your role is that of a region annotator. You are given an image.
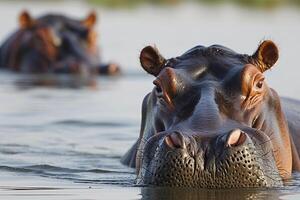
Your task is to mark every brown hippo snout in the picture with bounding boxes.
[138,129,282,188]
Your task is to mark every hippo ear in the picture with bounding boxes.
[82,11,97,28]
[252,40,279,72]
[140,46,166,76]
[19,10,35,29]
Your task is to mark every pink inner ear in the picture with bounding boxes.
[262,44,278,68]
[253,40,279,72]
[227,129,246,147]
[140,46,164,76]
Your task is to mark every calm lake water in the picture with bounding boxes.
[0,1,300,199]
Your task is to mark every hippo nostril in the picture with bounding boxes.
[227,129,247,147]
[164,132,186,149]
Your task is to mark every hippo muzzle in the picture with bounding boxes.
[138,129,282,188]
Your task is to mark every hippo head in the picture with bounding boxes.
[1,11,119,76]
[135,41,292,188]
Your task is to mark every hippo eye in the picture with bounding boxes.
[256,80,263,89]
[155,85,163,98]
[153,80,163,97]
[156,85,162,94]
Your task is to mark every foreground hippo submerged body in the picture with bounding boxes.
[0,11,120,80]
[122,40,300,188]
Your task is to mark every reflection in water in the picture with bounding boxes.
[15,74,98,89]
[139,173,300,200]
[141,187,281,200]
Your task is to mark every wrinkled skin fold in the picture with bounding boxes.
[122,40,300,188]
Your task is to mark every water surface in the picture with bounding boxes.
[0,1,300,199]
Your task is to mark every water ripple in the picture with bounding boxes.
[52,120,131,127]
[0,165,130,174]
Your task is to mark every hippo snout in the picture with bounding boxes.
[138,129,283,188]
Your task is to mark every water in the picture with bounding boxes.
[0,1,300,199]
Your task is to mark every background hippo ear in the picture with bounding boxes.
[140,46,166,76]
[252,40,279,72]
[82,11,97,28]
[19,10,35,29]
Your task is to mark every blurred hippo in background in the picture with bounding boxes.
[0,10,120,86]
[122,40,300,188]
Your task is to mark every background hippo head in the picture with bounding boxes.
[123,40,295,188]
[0,10,120,77]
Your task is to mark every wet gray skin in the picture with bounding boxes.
[123,40,292,188]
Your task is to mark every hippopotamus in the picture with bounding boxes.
[122,40,300,188]
[0,10,120,77]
